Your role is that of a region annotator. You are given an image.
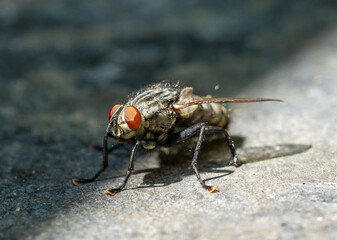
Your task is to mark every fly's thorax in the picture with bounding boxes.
[109,103,177,146]
[141,107,177,144]
[127,85,180,119]
[108,82,181,146]
[125,84,180,144]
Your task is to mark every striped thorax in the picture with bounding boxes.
[108,82,181,149]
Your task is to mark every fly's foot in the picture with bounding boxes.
[105,188,121,196]
[229,161,241,167]
[206,186,219,193]
[229,156,241,167]
[91,144,103,151]
[72,178,95,186]
[72,178,88,186]
[200,179,218,193]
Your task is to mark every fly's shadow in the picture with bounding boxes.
[236,143,312,163]
[127,137,311,190]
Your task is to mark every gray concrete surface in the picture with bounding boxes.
[0,1,336,239]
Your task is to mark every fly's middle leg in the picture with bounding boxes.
[168,123,240,192]
[191,123,218,192]
[168,123,218,193]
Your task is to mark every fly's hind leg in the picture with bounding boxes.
[223,128,240,167]
[204,126,240,167]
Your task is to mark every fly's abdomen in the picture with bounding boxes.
[176,102,229,127]
[173,87,230,128]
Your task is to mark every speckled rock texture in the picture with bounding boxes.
[0,1,336,239]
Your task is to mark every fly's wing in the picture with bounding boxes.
[173,97,283,107]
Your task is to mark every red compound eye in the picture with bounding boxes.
[108,104,121,121]
[124,106,141,130]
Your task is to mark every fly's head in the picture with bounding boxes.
[107,104,144,142]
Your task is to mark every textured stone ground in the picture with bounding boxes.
[1,1,336,239]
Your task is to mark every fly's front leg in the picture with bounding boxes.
[73,132,113,186]
[168,123,218,193]
[105,140,141,196]
[91,143,121,153]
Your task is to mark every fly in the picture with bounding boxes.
[73,82,282,195]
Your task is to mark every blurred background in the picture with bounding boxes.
[1,0,337,113]
[1,0,337,239]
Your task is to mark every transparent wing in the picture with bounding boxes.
[174,97,283,107]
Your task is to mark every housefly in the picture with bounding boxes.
[73,82,282,195]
